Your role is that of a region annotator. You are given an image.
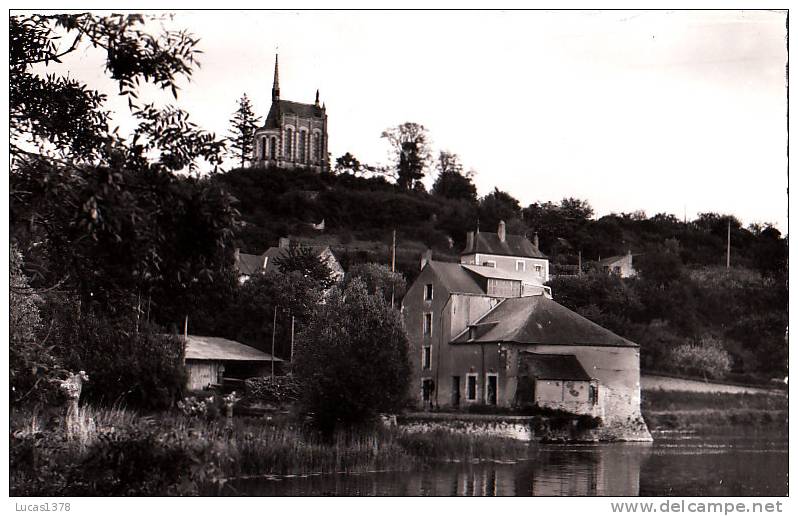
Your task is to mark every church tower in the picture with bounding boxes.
[252,54,329,173]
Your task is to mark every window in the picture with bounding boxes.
[423,313,432,336]
[424,283,433,301]
[482,260,496,268]
[313,133,321,162]
[298,130,307,163]
[422,346,431,369]
[269,137,276,159]
[485,373,498,405]
[589,384,599,405]
[421,379,434,403]
[466,374,478,401]
[535,265,543,277]
[285,128,293,158]
[260,137,266,160]
[516,260,526,272]
[613,266,622,275]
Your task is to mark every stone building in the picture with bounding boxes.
[251,55,329,172]
[597,251,637,278]
[402,222,650,440]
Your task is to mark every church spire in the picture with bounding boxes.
[272,54,280,102]
[315,88,320,107]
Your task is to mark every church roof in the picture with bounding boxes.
[453,295,638,348]
[263,100,325,129]
[462,232,546,259]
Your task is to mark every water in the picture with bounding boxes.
[226,430,788,496]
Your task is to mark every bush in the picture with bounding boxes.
[667,335,732,379]
[243,375,300,405]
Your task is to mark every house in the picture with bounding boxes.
[402,223,650,439]
[234,237,344,284]
[597,251,636,278]
[183,335,282,391]
[251,54,329,173]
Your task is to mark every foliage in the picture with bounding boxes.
[293,280,412,432]
[431,151,478,202]
[344,262,407,305]
[9,246,65,405]
[51,310,187,410]
[381,122,432,189]
[667,336,733,380]
[228,93,262,168]
[243,375,300,405]
[274,242,336,291]
[478,188,523,231]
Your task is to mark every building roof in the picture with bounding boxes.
[462,232,546,259]
[461,263,526,282]
[597,254,628,266]
[453,295,638,348]
[184,335,283,362]
[519,352,592,381]
[237,253,266,275]
[426,261,485,295]
[263,100,324,129]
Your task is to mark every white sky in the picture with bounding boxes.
[28,10,789,230]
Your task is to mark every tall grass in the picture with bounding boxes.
[10,405,532,495]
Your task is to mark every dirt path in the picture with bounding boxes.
[641,374,785,395]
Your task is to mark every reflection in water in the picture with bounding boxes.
[226,432,787,496]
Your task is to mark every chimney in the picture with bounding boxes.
[278,237,290,249]
[466,231,474,252]
[498,220,506,243]
[420,249,433,270]
[533,232,540,249]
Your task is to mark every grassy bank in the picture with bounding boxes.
[641,390,788,432]
[10,405,531,496]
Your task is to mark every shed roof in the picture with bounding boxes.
[426,261,485,295]
[519,352,592,381]
[237,253,266,275]
[453,295,638,348]
[462,232,546,259]
[184,335,283,362]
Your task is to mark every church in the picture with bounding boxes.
[251,55,329,173]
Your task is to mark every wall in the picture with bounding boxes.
[534,379,593,415]
[186,360,219,391]
[462,253,549,283]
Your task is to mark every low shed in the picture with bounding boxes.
[184,335,283,391]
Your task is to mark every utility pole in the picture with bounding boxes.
[290,315,295,363]
[391,229,396,309]
[271,306,277,377]
[578,250,582,276]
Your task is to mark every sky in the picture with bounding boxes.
[30,10,789,231]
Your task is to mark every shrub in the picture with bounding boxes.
[667,335,732,379]
[243,375,300,405]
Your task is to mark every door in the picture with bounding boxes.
[452,376,461,407]
[486,374,498,405]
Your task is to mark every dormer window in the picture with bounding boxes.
[424,283,433,301]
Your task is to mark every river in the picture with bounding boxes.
[225,430,788,496]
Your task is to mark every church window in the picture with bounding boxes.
[313,133,321,162]
[285,128,293,159]
[269,137,276,159]
[260,137,266,160]
[298,130,307,163]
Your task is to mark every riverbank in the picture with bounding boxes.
[9,405,532,496]
[641,390,788,433]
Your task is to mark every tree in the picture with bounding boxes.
[381,122,432,190]
[334,152,363,175]
[228,93,261,168]
[478,188,522,231]
[274,243,337,292]
[431,151,477,203]
[293,280,411,433]
[345,263,407,305]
